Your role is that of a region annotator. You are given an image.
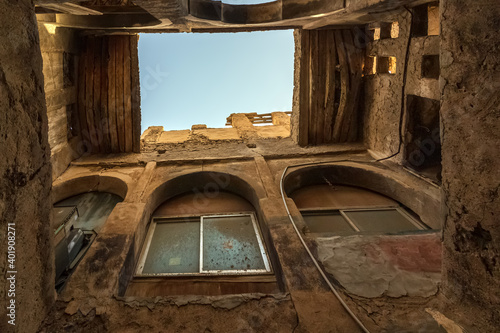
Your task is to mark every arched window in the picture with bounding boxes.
[53,191,123,290]
[290,184,429,235]
[136,192,271,276]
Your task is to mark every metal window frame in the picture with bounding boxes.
[299,206,428,234]
[301,209,359,232]
[135,212,272,277]
[340,207,427,231]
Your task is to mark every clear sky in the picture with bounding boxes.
[138,30,294,132]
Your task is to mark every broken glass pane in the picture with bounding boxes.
[202,215,266,271]
[142,220,200,274]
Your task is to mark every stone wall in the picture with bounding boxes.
[363,5,441,174]
[38,23,83,180]
[440,0,500,331]
[363,12,411,159]
[141,112,291,152]
[0,1,54,332]
[37,139,445,332]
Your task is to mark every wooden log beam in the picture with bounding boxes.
[108,36,119,153]
[130,34,142,153]
[323,29,336,143]
[37,2,103,15]
[123,36,133,152]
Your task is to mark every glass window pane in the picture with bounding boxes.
[202,215,266,272]
[142,221,200,274]
[302,211,356,234]
[344,209,421,233]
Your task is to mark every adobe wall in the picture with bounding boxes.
[363,6,440,167]
[38,23,83,180]
[440,0,500,331]
[0,1,54,332]
[39,140,443,332]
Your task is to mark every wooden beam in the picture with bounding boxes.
[77,40,89,151]
[323,30,336,142]
[115,36,126,153]
[308,30,319,145]
[93,36,103,152]
[101,36,111,153]
[123,36,133,152]
[332,30,349,143]
[85,36,99,151]
[37,3,103,15]
[298,30,310,147]
[108,36,119,152]
[130,34,141,153]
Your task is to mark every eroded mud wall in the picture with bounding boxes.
[0,1,54,332]
[440,0,500,331]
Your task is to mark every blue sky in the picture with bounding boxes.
[138,30,294,132]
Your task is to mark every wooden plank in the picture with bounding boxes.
[101,36,111,153]
[130,34,141,153]
[115,36,126,153]
[77,39,89,149]
[323,30,336,143]
[85,36,98,151]
[298,30,310,147]
[123,36,133,152]
[308,30,318,145]
[93,36,103,153]
[332,30,349,143]
[107,36,119,153]
[38,3,103,15]
[125,280,280,297]
[315,30,327,145]
[344,29,363,142]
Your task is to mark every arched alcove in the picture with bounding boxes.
[283,163,441,229]
[128,171,282,297]
[52,174,129,204]
[51,174,128,292]
[283,163,442,301]
[145,171,261,216]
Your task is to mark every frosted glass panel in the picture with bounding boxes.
[344,209,420,233]
[302,212,355,234]
[202,216,265,271]
[142,221,200,274]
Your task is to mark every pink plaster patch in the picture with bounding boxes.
[376,235,442,273]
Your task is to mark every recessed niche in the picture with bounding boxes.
[404,95,441,183]
[377,56,397,74]
[363,56,376,76]
[427,3,440,36]
[422,54,440,79]
[391,22,399,38]
[63,52,75,88]
[66,103,78,140]
[412,2,440,37]
[368,21,399,41]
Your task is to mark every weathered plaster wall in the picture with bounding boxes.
[0,1,54,332]
[363,12,411,159]
[141,113,291,152]
[363,8,441,167]
[39,141,446,332]
[440,0,500,331]
[39,24,83,180]
[41,155,368,332]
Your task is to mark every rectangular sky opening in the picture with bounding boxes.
[138,30,294,132]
